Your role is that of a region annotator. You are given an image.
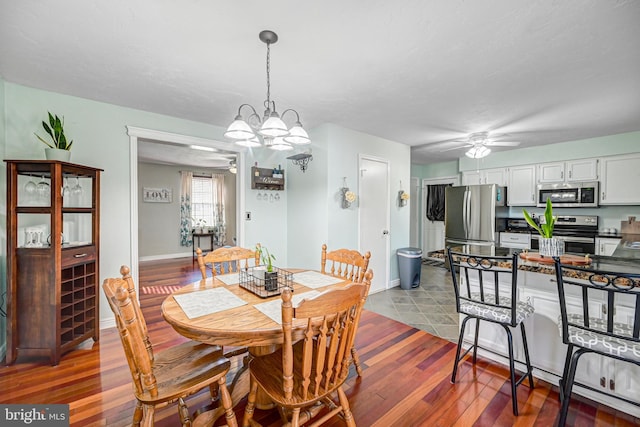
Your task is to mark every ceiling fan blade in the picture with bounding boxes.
[439,145,471,152]
[484,141,521,147]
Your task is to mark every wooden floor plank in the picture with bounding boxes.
[1,256,638,427]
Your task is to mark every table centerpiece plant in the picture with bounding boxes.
[523,198,563,257]
[255,244,278,291]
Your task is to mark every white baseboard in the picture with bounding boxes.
[139,252,192,262]
[100,317,116,330]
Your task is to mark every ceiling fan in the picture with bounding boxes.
[438,132,521,158]
[212,159,238,174]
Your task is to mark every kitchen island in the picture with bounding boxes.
[445,244,640,418]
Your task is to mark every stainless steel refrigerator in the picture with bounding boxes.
[445,184,506,246]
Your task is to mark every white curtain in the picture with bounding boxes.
[179,171,193,246]
[213,174,226,226]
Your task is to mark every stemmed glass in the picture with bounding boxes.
[24,175,37,204]
[62,178,71,206]
[72,177,83,196]
[36,175,50,201]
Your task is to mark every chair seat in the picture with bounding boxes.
[557,314,640,363]
[249,342,339,408]
[136,341,229,404]
[460,294,534,324]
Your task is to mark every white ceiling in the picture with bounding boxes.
[1,0,639,165]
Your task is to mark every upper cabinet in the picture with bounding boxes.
[600,153,640,205]
[537,159,599,183]
[461,167,507,186]
[507,165,536,206]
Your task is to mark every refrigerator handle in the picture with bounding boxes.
[463,188,469,238]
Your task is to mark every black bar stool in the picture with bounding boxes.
[554,259,640,426]
[447,248,535,416]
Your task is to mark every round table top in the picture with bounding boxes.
[161,270,350,348]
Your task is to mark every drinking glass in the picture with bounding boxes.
[72,177,83,196]
[24,175,37,195]
[36,176,50,200]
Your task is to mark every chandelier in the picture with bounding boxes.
[224,30,310,151]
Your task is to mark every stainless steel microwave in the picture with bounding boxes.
[537,181,599,208]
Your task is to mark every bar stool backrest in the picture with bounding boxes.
[447,249,520,327]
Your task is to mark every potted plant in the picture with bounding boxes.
[35,112,73,161]
[255,244,278,291]
[523,199,562,257]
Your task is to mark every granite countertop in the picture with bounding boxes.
[429,244,639,276]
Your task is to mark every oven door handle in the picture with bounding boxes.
[530,235,594,243]
[554,236,594,243]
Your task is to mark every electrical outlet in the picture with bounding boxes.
[245,211,251,221]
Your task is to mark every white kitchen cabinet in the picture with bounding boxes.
[507,165,536,206]
[537,159,598,183]
[537,162,565,183]
[567,159,599,182]
[462,168,507,186]
[600,153,640,205]
[461,171,481,185]
[596,237,621,256]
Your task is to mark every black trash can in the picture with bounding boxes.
[397,247,423,290]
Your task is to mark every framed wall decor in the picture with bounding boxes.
[143,187,172,203]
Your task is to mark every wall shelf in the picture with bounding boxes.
[251,166,285,191]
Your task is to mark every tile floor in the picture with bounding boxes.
[364,260,460,342]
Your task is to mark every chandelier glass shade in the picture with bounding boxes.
[224,30,310,150]
[465,145,491,159]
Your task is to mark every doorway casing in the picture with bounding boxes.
[127,126,246,288]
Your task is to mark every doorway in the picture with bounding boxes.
[421,176,458,255]
[358,156,390,294]
[127,126,246,287]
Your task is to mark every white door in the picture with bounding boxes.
[359,157,390,294]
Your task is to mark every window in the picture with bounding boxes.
[191,176,214,227]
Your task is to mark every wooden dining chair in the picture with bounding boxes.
[321,244,372,377]
[242,277,371,427]
[103,266,238,427]
[196,245,260,279]
[321,243,371,283]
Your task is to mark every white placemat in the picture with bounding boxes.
[293,270,344,289]
[253,291,320,324]
[173,287,247,319]
[216,272,240,285]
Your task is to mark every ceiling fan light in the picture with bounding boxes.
[283,122,310,144]
[235,136,262,148]
[224,116,255,140]
[465,145,491,159]
[259,112,289,138]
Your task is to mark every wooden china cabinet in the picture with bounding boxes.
[5,160,101,365]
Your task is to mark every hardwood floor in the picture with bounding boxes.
[1,257,638,426]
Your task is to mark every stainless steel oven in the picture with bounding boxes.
[537,182,599,208]
[529,215,598,255]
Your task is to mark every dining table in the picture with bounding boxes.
[161,267,354,427]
